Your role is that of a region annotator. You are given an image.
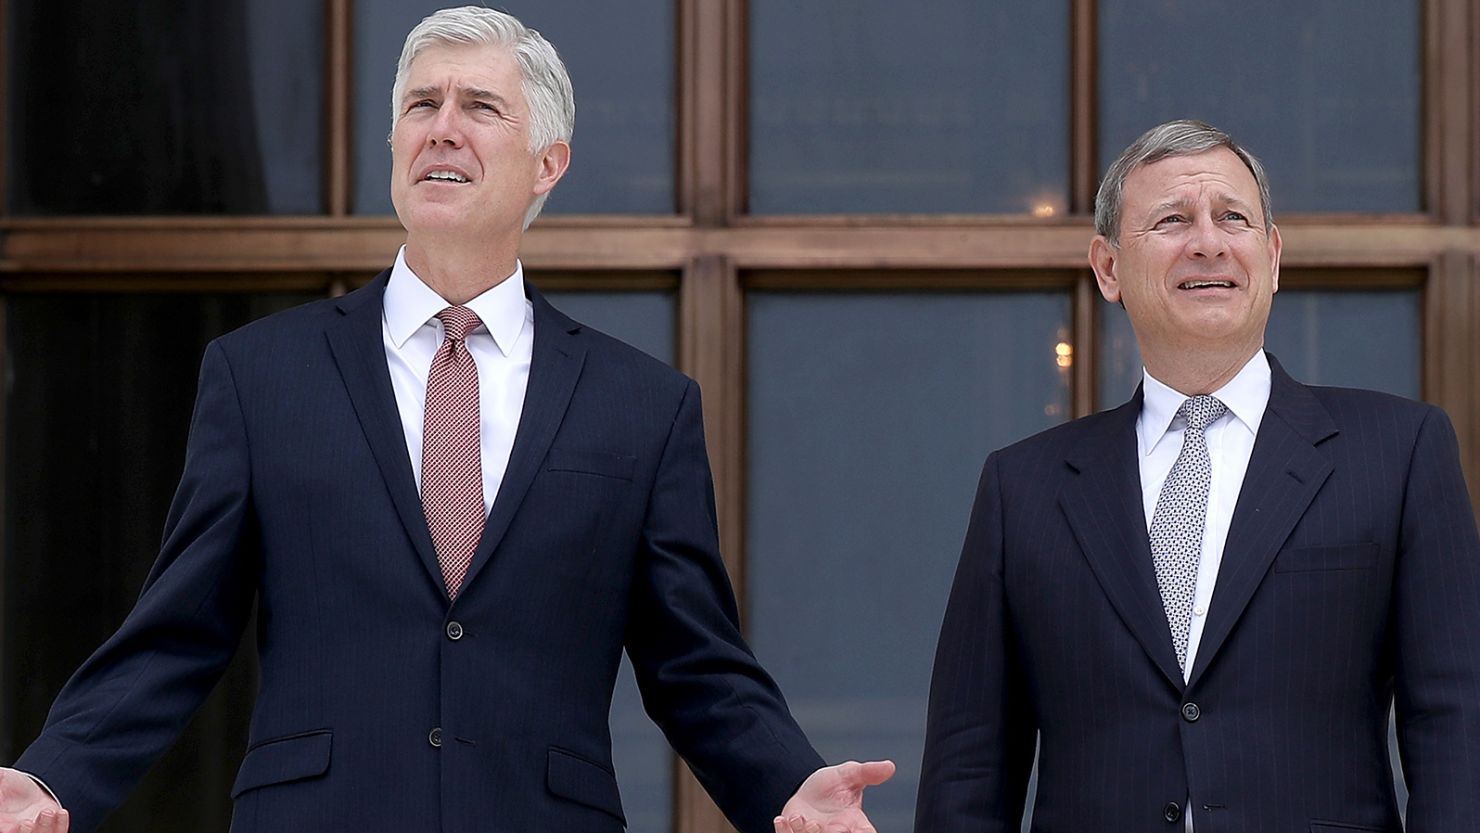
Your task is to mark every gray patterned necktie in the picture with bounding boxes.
[1150,394,1228,672]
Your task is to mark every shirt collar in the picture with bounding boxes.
[383,245,530,356]
[1139,350,1272,455]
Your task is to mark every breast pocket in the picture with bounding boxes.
[546,448,636,482]
[1274,542,1379,573]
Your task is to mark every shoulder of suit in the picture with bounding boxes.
[1297,382,1440,434]
[212,294,346,352]
[990,405,1130,464]
[542,302,695,396]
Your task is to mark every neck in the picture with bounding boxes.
[404,236,519,305]
[1142,343,1261,396]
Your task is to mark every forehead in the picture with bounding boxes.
[1122,147,1261,208]
[404,40,521,91]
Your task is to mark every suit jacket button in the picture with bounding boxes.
[1163,802,1182,822]
[446,621,464,641]
[1181,702,1201,722]
[429,727,443,748]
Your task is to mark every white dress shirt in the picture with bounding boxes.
[1136,349,1271,831]
[382,246,533,515]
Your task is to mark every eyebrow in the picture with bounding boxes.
[402,85,511,108]
[1144,194,1260,221]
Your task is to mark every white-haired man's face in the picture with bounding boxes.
[389,41,567,245]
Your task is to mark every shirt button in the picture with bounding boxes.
[428,727,443,748]
[1193,604,1207,617]
[1181,702,1201,722]
[446,621,464,641]
[1163,802,1182,822]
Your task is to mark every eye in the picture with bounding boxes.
[408,99,437,112]
[1155,214,1187,227]
[1222,211,1248,222]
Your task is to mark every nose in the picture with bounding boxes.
[427,103,464,148]
[1187,215,1228,260]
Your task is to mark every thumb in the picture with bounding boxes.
[838,759,896,788]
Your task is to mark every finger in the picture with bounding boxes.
[836,759,897,787]
[774,817,788,833]
[788,816,808,833]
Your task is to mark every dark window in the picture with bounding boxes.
[1099,0,1421,213]
[749,1,1071,215]
[4,0,324,215]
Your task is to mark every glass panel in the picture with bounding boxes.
[3,292,318,833]
[1097,288,1422,410]
[1099,0,1420,213]
[540,288,676,833]
[746,291,1072,829]
[749,2,1071,215]
[4,1,323,215]
[353,2,675,216]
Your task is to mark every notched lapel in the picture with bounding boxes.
[323,272,444,595]
[458,288,587,594]
[1188,361,1337,688]
[1060,393,1187,691]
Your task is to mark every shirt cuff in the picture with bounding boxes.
[23,771,62,806]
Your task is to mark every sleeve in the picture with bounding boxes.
[915,452,1036,832]
[1392,405,1480,831]
[12,340,259,833]
[621,379,825,833]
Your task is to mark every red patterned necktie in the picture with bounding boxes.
[422,305,484,599]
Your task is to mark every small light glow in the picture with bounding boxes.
[1032,203,1057,219]
[1055,341,1073,368]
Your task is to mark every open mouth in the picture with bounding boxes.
[1178,279,1235,290]
[423,170,469,183]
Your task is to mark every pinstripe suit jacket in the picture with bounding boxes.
[917,356,1480,833]
[16,272,823,833]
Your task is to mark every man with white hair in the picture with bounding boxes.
[0,7,890,832]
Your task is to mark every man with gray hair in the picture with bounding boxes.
[916,119,1480,831]
[0,7,890,832]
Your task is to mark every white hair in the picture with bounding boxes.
[1095,119,1273,245]
[391,6,575,227]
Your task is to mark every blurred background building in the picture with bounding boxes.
[1,1,1476,831]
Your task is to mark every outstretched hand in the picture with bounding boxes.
[0,768,67,833]
[775,759,895,833]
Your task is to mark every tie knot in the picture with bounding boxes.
[436,306,482,342]
[1178,395,1228,432]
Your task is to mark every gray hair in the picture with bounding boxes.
[1094,119,1273,245]
[391,6,576,227]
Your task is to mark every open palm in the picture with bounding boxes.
[0,768,67,833]
[776,760,895,833]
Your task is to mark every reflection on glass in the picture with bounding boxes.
[749,1,1071,214]
[1097,288,1421,411]
[746,292,1071,830]
[1099,0,1420,213]
[353,1,675,216]
[5,1,323,215]
[4,293,317,832]
[541,289,676,832]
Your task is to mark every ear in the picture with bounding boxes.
[1088,235,1122,303]
[533,140,572,196]
[1267,223,1282,294]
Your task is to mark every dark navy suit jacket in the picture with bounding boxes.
[16,272,823,832]
[917,357,1480,833]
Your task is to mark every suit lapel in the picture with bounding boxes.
[323,271,444,594]
[1186,357,1337,688]
[458,286,587,593]
[1060,389,1187,691]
